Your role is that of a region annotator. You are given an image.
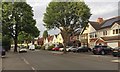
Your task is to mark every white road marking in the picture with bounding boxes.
[21,57,36,71]
[31,67,35,70]
[21,57,30,65]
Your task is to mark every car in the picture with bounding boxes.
[29,44,35,50]
[19,48,27,53]
[77,46,91,52]
[19,46,27,53]
[92,45,112,55]
[1,48,6,57]
[112,47,120,57]
[68,46,78,52]
[66,47,74,52]
[52,47,60,51]
[59,48,64,51]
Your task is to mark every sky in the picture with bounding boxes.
[26,0,120,37]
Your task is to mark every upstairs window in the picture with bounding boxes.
[113,30,115,34]
[119,29,120,34]
[113,29,120,34]
[103,31,107,35]
[116,29,118,34]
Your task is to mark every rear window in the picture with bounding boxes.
[95,46,100,48]
[102,46,107,48]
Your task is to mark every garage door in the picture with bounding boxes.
[107,42,118,48]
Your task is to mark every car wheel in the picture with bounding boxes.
[93,52,97,55]
[113,55,117,57]
[101,51,105,55]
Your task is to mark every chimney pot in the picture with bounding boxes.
[97,17,104,24]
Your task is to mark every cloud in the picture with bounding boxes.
[26,0,120,37]
[85,1,119,21]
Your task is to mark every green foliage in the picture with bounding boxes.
[41,45,45,50]
[43,1,91,35]
[0,33,2,41]
[35,45,41,49]
[2,2,40,52]
[2,35,11,51]
[47,44,55,50]
[43,30,48,39]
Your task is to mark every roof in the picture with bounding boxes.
[89,16,120,30]
[47,35,54,42]
[89,21,100,30]
[100,16,120,28]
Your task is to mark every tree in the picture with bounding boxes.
[43,1,91,53]
[2,2,40,52]
[43,30,48,39]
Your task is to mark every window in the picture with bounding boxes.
[116,29,118,34]
[103,31,107,35]
[95,34,97,37]
[113,30,115,34]
[119,29,120,34]
[113,29,120,34]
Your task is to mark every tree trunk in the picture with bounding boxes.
[26,40,29,48]
[14,36,18,52]
[14,21,18,52]
[61,30,68,54]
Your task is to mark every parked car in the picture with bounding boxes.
[69,46,78,52]
[92,45,112,55]
[59,48,64,51]
[29,44,35,50]
[19,45,27,53]
[52,47,60,51]
[77,46,91,52]
[112,47,120,57]
[1,48,6,57]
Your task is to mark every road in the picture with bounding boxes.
[1,49,119,71]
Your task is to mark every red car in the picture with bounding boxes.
[52,47,60,51]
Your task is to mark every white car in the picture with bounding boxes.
[29,44,35,50]
[66,46,77,52]
[19,48,27,53]
[59,48,64,51]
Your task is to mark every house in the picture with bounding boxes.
[52,35,57,44]
[44,38,48,45]
[47,35,54,43]
[80,16,120,48]
[37,37,44,46]
[56,33,64,44]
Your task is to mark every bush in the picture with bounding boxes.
[35,45,41,49]
[41,45,45,50]
[47,44,55,50]
[2,35,11,51]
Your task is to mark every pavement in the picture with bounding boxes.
[2,51,32,70]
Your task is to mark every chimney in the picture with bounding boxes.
[97,17,104,24]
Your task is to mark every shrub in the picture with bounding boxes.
[2,35,11,51]
[41,45,45,50]
[35,45,41,49]
[47,44,55,50]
